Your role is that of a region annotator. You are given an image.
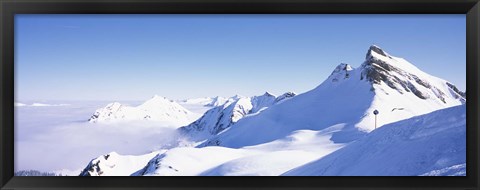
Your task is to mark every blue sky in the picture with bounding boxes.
[15,14,465,101]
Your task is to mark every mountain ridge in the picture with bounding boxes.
[178,91,297,143]
[199,45,465,148]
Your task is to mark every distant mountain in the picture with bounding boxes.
[88,95,197,126]
[178,92,296,143]
[180,96,242,107]
[200,45,465,148]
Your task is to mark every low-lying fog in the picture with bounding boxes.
[14,101,189,175]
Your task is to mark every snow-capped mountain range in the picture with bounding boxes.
[80,45,466,176]
[200,45,465,148]
[178,92,296,143]
[179,96,242,107]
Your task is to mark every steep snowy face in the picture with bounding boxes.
[361,45,465,103]
[350,45,466,130]
[88,95,195,126]
[250,92,276,113]
[200,45,465,148]
[178,92,296,142]
[137,95,191,120]
[177,98,249,142]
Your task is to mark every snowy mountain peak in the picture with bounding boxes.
[362,45,423,76]
[108,102,123,110]
[355,44,466,128]
[89,95,196,126]
[263,91,275,97]
[150,95,170,102]
[139,95,176,108]
[357,45,466,105]
[329,63,354,82]
[89,102,124,122]
[366,44,390,59]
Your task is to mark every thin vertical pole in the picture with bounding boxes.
[375,115,377,129]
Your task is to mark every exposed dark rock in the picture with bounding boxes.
[80,160,101,176]
[412,75,432,89]
[361,51,431,100]
[263,92,275,97]
[88,114,99,122]
[366,45,388,59]
[446,82,466,99]
[406,82,429,99]
[275,92,296,103]
[432,87,447,103]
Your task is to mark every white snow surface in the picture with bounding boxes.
[83,124,345,176]
[282,105,466,176]
[420,163,466,176]
[89,95,199,127]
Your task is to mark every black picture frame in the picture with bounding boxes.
[1,0,479,189]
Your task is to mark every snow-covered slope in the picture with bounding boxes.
[132,146,251,176]
[200,45,465,148]
[88,95,197,126]
[79,105,465,176]
[178,92,296,142]
[131,124,344,176]
[282,105,466,176]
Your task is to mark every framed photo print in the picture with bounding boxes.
[1,0,479,189]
